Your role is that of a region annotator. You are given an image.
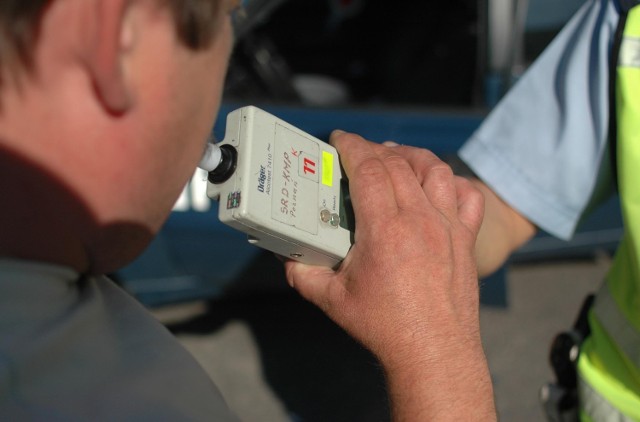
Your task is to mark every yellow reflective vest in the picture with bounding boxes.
[577,4,640,421]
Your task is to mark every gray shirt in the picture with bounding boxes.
[459,0,621,240]
[0,259,238,421]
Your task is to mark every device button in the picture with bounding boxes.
[320,209,332,223]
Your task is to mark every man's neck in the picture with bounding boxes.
[0,145,91,273]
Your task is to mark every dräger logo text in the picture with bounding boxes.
[257,165,267,193]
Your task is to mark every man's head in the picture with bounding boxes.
[0,0,236,274]
[0,0,226,76]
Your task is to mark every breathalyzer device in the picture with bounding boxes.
[204,106,354,268]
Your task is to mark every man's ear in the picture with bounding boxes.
[82,0,134,114]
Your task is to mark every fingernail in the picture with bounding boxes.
[332,129,346,136]
[383,141,400,147]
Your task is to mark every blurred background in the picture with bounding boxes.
[114,0,622,420]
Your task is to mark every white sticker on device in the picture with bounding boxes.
[271,123,319,235]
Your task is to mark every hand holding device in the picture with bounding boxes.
[285,131,496,420]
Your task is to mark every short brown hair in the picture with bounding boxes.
[0,1,50,70]
[166,0,224,49]
[0,0,222,73]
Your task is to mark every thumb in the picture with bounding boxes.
[284,261,343,314]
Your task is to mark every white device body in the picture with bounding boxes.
[207,106,353,268]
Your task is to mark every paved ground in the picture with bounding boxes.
[152,252,610,421]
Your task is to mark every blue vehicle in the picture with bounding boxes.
[116,0,620,307]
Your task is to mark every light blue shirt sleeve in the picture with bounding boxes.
[459,0,620,240]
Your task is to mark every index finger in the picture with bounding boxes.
[330,130,398,223]
[382,145,459,222]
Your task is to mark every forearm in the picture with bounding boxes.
[471,179,536,278]
[383,339,496,421]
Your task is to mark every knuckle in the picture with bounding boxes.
[427,165,456,196]
[406,146,440,165]
[414,146,439,161]
[470,185,485,206]
[428,166,456,197]
[382,153,409,171]
[353,156,387,180]
[430,162,454,178]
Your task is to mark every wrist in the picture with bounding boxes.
[379,332,496,421]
